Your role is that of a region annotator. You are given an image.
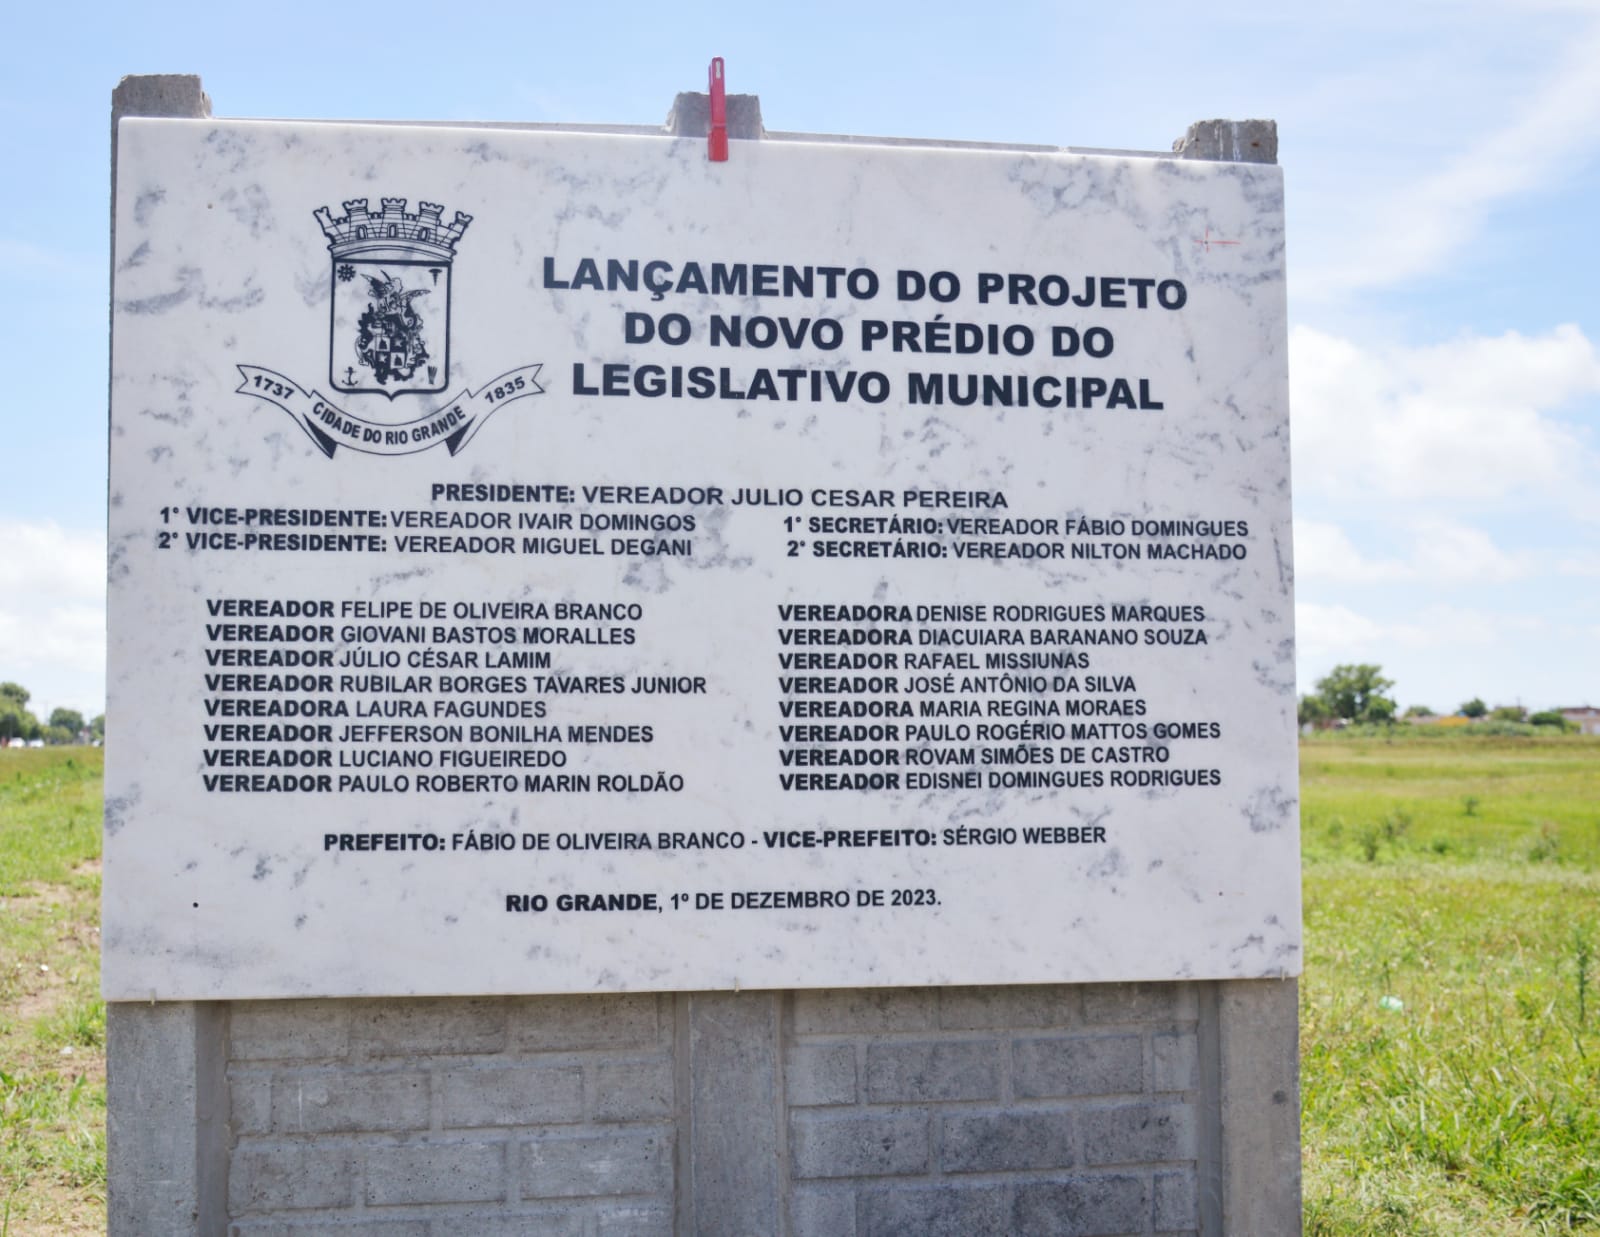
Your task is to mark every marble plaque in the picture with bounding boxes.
[106,118,1300,1000]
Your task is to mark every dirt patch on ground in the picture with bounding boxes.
[55,915,100,955]
[9,974,62,1025]
[2,1179,106,1235]
[1,885,99,1026]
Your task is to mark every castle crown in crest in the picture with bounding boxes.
[314,198,472,263]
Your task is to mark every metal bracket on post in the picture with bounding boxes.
[708,58,729,162]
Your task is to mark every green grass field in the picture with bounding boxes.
[0,748,104,1235]
[0,737,1597,1232]
[1301,734,1600,1234]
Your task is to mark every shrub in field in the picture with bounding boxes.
[1381,811,1411,844]
[1528,822,1561,863]
[1575,931,1592,1029]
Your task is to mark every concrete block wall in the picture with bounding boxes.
[109,979,1300,1234]
[786,985,1201,1235]
[223,995,675,1234]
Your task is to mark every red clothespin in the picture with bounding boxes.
[708,58,729,162]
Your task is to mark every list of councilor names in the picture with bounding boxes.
[181,480,1241,818]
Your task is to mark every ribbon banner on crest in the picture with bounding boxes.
[236,363,542,457]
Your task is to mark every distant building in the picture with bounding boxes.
[1557,707,1600,736]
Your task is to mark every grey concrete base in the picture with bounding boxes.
[107,981,1300,1236]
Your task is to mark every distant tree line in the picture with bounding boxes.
[1298,668,1575,731]
[0,682,103,745]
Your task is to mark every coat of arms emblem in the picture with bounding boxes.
[315,198,472,398]
[237,194,538,458]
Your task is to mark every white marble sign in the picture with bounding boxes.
[106,118,1300,1000]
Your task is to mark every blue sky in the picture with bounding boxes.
[3,0,1597,721]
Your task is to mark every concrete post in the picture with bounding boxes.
[105,1003,229,1236]
[1174,118,1278,164]
[665,90,765,140]
[1216,980,1303,1234]
[679,992,785,1235]
[107,71,228,1237]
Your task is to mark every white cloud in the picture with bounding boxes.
[1294,520,1410,583]
[0,605,104,675]
[1296,599,1548,657]
[1294,600,1589,708]
[1290,323,1600,508]
[0,521,106,718]
[1407,517,1529,583]
[0,520,104,602]
[1295,16,1600,297]
[1294,516,1529,586]
[1296,601,1406,651]
[1557,551,1600,576]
